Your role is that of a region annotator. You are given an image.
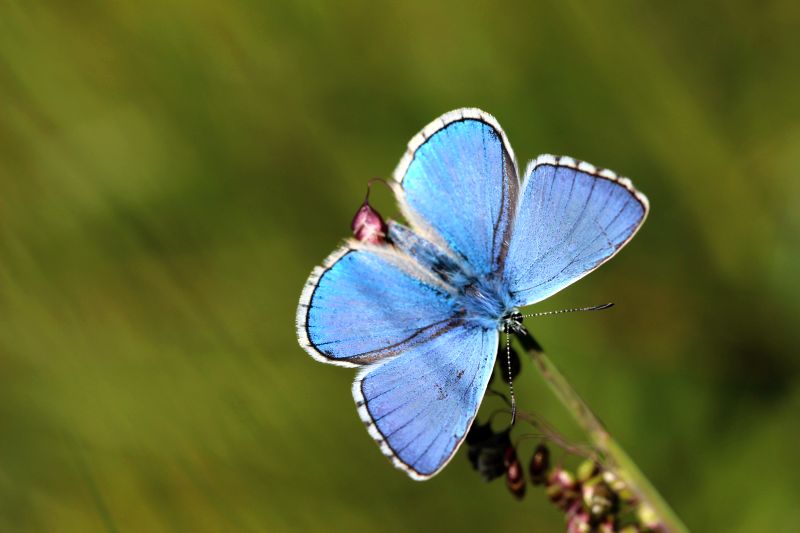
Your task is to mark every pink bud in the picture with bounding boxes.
[547,467,579,509]
[549,468,577,490]
[564,501,592,533]
[351,198,387,245]
[565,508,592,533]
[597,518,617,533]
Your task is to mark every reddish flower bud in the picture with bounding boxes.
[549,467,577,490]
[504,446,526,500]
[597,517,617,533]
[582,479,618,522]
[565,502,592,533]
[529,444,550,485]
[351,183,388,244]
[466,422,510,482]
[547,467,579,509]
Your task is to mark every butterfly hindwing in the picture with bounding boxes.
[354,321,498,479]
[504,155,648,307]
[393,108,518,276]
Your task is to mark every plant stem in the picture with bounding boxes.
[515,331,689,533]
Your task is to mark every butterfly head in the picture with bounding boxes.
[501,310,526,335]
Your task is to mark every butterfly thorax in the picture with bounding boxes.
[458,272,515,332]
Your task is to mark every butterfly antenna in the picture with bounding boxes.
[522,302,614,318]
[505,324,517,426]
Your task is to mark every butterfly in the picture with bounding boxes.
[296,108,648,480]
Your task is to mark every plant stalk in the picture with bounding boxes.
[515,331,689,533]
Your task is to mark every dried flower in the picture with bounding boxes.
[547,467,579,510]
[504,445,526,500]
[465,421,510,482]
[565,501,592,533]
[582,477,618,523]
[597,517,618,533]
[528,444,550,486]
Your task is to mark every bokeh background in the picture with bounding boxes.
[1,1,799,531]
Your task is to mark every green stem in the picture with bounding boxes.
[515,331,689,533]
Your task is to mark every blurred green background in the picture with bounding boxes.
[1,1,799,531]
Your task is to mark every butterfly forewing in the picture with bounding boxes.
[393,109,518,276]
[503,156,648,307]
[298,245,458,367]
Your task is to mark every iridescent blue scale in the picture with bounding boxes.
[296,108,648,479]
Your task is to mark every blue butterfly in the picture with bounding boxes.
[296,108,648,480]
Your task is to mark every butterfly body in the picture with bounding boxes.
[297,108,648,480]
[459,275,515,331]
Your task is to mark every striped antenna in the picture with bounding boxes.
[521,303,614,318]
